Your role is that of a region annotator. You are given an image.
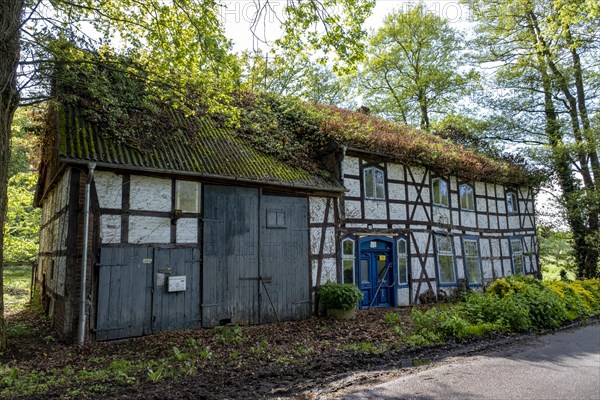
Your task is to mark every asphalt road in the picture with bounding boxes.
[343,323,600,400]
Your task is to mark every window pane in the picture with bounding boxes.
[439,255,455,283]
[433,179,441,204]
[365,169,374,198]
[464,240,481,284]
[361,260,369,283]
[375,170,385,199]
[176,181,199,212]
[343,259,354,284]
[342,239,354,256]
[460,185,474,211]
[398,256,408,284]
[507,192,517,213]
[440,180,448,206]
[437,236,452,253]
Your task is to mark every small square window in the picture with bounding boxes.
[460,184,475,211]
[266,210,286,228]
[364,166,385,199]
[175,181,199,213]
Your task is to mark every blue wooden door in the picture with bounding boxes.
[358,238,395,308]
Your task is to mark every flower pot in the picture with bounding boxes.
[327,308,356,320]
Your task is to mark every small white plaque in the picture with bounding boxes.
[156,273,166,286]
[143,258,153,264]
[370,242,377,248]
[167,276,186,292]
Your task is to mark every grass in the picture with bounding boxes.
[3,264,32,315]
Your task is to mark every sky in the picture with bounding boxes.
[219,0,473,53]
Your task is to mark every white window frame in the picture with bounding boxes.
[341,238,356,284]
[364,166,385,200]
[175,180,200,213]
[459,183,475,211]
[510,238,525,275]
[462,238,482,285]
[432,177,449,207]
[506,191,518,214]
[397,238,409,286]
[435,234,456,285]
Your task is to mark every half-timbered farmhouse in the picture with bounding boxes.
[35,66,539,342]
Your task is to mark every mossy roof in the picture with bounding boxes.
[315,105,534,186]
[55,104,345,192]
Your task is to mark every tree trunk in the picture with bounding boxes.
[418,88,429,130]
[0,0,24,350]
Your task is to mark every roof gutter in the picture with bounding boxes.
[60,158,348,194]
[77,162,96,346]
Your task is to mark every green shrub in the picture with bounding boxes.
[319,282,363,310]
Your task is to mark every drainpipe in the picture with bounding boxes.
[77,163,96,345]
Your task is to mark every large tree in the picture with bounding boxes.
[0,0,375,349]
[359,4,474,130]
[467,0,600,278]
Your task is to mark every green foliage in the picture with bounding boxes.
[213,324,245,345]
[319,281,364,310]
[538,228,577,280]
[146,364,164,383]
[408,276,600,343]
[4,173,40,263]
[383,311,400,325]
[361,4,474,130]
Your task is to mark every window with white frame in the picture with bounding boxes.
[364,167,385,199]
[435,235,456,284]
[397,238,409,285]
[432,177,449,207]
[341,238,356,284]
[510,238,525,275]
[175,180,200,213]
[506,191,518,214]
[459,184,475,211]
[463,238,482,285]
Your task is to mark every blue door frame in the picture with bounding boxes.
[357,236,396,308]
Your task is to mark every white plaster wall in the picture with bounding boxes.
[344,200,362,220]
[461,211,476,228]
[342,156,360,176]
[388,183,405,201]
[94,171,122,209]
[100,215,121,244]
[496,185,504,198]
[310,227,335,255]
[507,215,520,229]
[176,218,198,243]
[488,198,497,213]
[344,177,361,197]
[130,175,171,212]
[364,200,387,220]
[388,163,404,181]
[431,206,450,225]
[128,216,171,243]
[389,203,407,221]
[477,214,488,229]
[53,256,67,296]
[499,218,508,230]
[410,166,427,185]
[309,197,335,224]
[474,182,486,196]
[397,287,411,306]
[450,193,458,209]
[312,258,337,286]
[476,197,487,213]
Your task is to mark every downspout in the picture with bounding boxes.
[77,163,96,345]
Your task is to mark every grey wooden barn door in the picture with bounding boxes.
[96,246,153,340]
[96,246,201,340]
[202,185,260,327]
[259,195,310,323]
[152,247,201,332]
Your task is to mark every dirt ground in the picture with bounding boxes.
[0,304,541,400]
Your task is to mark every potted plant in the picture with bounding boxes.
[319,281,364,320]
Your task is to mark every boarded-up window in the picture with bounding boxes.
[266,210,286,228]
[176,181,199,213]
[435,235,456,284]
[342,238,355,284]
[463,238,482,285]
